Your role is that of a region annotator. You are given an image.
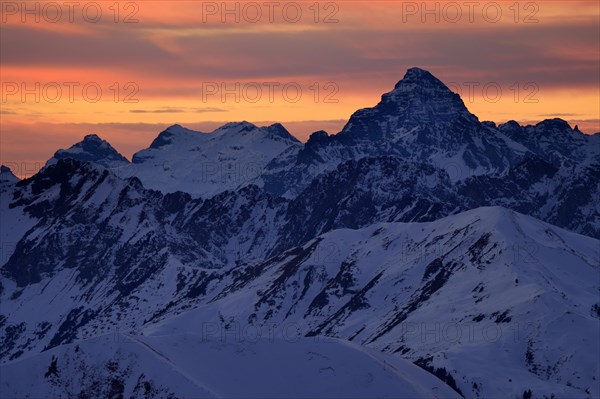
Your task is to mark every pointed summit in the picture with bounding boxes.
[266,123,300,143]
[395,67,446,87]
[165,123,185,131]
[387,67,458,99]
[381,67,473,119]
[338,67,477,142]
[46,134,129,169]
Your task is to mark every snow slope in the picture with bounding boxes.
[0,333,460,399]
[115,122,301,197]
[149,207,600,398]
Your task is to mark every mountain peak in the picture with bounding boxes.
[306,130,331,147]
[383,67,476,123]
[211,121,299,143]
[147,125,203,150]
[128,120,302,195]
[1,165,15,174]
[82,133,102,142]
[397,67,441,86]
[535,118,573,132]
[217,121,257,131]
[163,124,205,137]
[500,120,522,129]
[338,67,477,142]
[46,134,129,169]
[390,67,452,92]
[165,124,185,131]
[0,165,19,183]
[266,123,300,143]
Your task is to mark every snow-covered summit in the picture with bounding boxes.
[145,124,203,151]
[45,134,130,169]
[120,122,302,196]
[499,118,599,165]
[209,121,300,143]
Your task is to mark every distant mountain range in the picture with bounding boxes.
[1,68,598,398]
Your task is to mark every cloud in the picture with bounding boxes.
[536,113,587,118]
[0,25,175,68]
[2,1,598,160]
[4,15,598,91]
[129,107,227,114]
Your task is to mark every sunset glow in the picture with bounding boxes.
[1,0,599,175]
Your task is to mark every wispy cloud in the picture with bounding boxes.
[130,107,227,114]
[537,113,586,117]
[1,0,598,164]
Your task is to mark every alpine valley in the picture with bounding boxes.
[1,68,598,398]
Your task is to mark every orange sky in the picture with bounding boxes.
[1,0,599,177]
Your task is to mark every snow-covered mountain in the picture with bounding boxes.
[33,69,598,240]
[499,118,600,166]
[115,122,301,197]
[1,160,597,397]
[276,153,600,241]
[259,67,528,197]
[0,159,282,362]
[44,122,301,198]
[45,134,130,169]
[151,207,599,398]
[457,155,600,239]
[1,67,599,398]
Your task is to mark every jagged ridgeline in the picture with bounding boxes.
[1,68,598,398]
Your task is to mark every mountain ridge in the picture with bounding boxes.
[1,67,598,399]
